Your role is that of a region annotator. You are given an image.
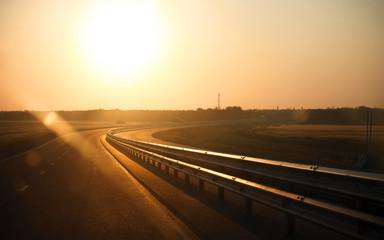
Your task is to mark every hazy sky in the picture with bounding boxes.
[1,0,383,111]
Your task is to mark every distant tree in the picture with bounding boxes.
[225,106,243,111]
[358,106,369,110]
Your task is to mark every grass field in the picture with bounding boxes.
[153,122,384,173]
[0,120,123,159]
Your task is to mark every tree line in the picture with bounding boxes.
[0,107,383,125]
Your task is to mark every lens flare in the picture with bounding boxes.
[43,112,57,126]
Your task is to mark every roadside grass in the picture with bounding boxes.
[153,123,384,173]
[0,121,123,159]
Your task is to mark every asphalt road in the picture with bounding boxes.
[0,129,197,240]
[116,125,198,146]
[1,125,351,240]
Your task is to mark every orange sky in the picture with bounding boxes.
[0,0,383,111]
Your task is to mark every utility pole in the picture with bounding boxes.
[369,109,373,154]
[366,110,369,145]
[366,109,373,154]
[218,93,220,110]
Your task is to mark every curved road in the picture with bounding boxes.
[0,128,197,240]
[117,125,197,146]
[1,124,351,240]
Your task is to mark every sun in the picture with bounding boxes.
[78,0,166,79]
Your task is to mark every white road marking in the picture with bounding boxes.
[40,170,46,175]
[20,185,29,192]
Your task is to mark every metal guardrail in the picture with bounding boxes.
[106,128,384,239]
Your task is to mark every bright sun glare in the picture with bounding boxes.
[78,0,165,79]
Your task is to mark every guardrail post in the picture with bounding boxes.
[218,187,224,201]
[285,183,296,236]
[199,179,204,192]
[286,211,295,236]
[165,165,169,175]
[185,174,190,184]
[158,162,161,170]
[174,169,178,178]
[244,197,252,216]
[355,199,368,235]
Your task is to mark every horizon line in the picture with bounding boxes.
[0,106,382,112]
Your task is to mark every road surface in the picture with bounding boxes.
[0,128,197,240]
[1,125,351,240]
